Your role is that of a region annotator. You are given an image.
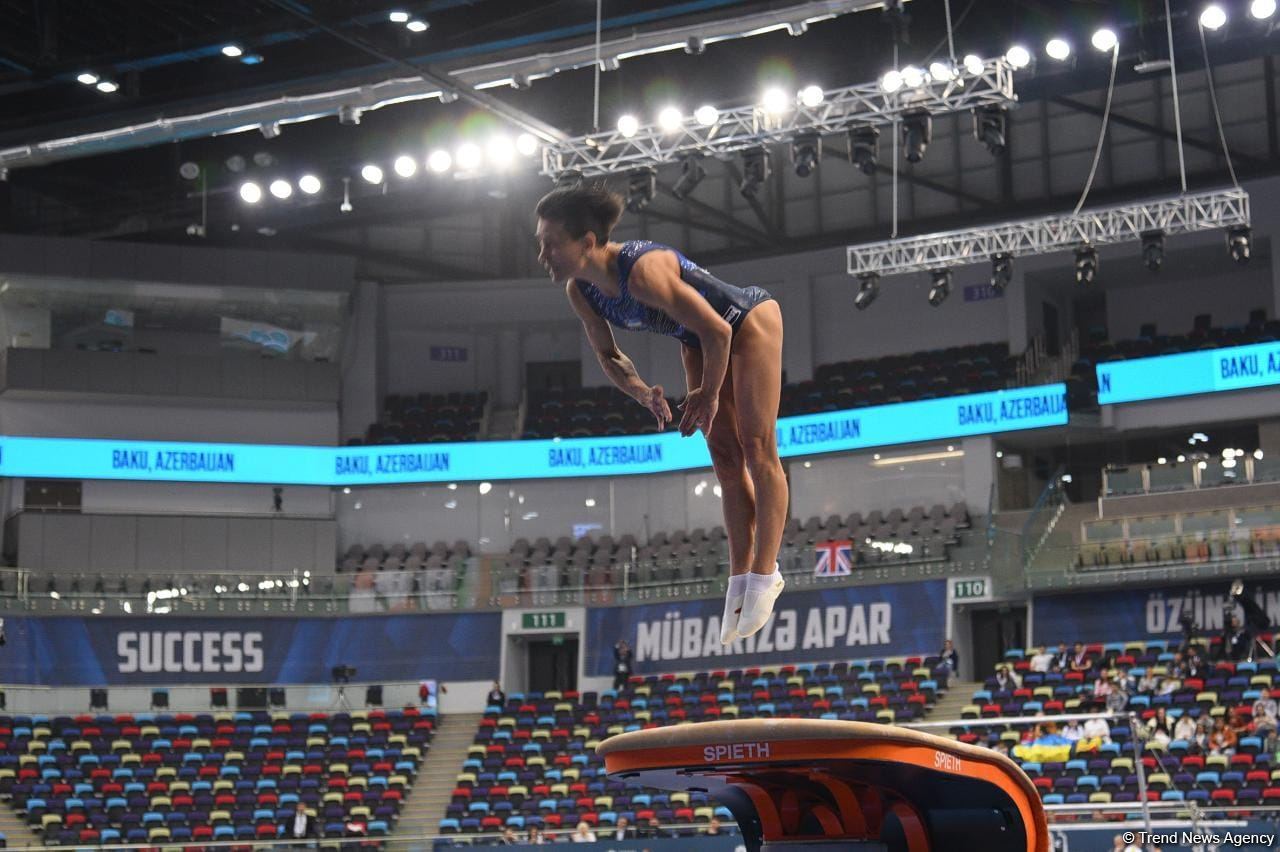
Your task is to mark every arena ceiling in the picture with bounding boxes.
[0,0,1277,282]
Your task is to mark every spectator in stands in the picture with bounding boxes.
[1081,714,1111,747]
[538,184,788,644]
[1145,707,1173,747]
[571,821,597,842]
[283,801,317,843]
[1173,711,1198,744]
[1101,672,1129,713]
[1053,642,1071,672]
[486,681,506,708]
[706,816,726,835]
[500,827,519,845]
[613,639,633,691]
[605,816,634,841]
[638,816,673,839]
[1069,642,1092,674]
[1113,833,1141,852]
[993,664,1019,692]
[938,639,960,685]
[526,825,547,845]
[1113,664,1136,694]
[1228,707,1251,741]
[1253,688,1278,736]
[1092,672,1113,704]
[1184,645,1206,680]
[1210,717,1237,755]
[1029,646,1055,673]
[1061,719,1084,743]
[1137,668,1162,695]
[1223,613,1253,661]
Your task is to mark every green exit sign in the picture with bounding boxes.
[952,578,990,601]
[522,611,566,629]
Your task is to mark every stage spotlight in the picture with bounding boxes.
[1091,28,1118,52]
[1252,0,1277,19]
[617,114,640,138]
[77,72,99,85]
[739,147,771,198]
[761,87,790,115]
[96,80,119,93]
[1045,38,1071,61]
[393,155,418,178]
[1004,45,1031,69]
[671,155,706,200]
[239,181,263,204]
[901,65,925,88]
[406,19,429,32]
[361,164,384,184]
[799,85,825,107]
[694,104,720,126]
[657,106,683,134]
[848,126,880,175]
[1141,231,1164,271]
[487,136,516,169]
[972,105,1007,156]
[427,149,452,173]
[791,132,821,178]
[880,69,904,93]
[929,61,955,82]
[1227,225,1252,264]
[1200,4,1227,30]
[298,174,322,195]
[928,269,952,307]
[625,167,656,213]
[269,179,292,199]
[990,253,1013,292]
[515,133,539,157]
[901,111,932,163]
[854,273,880,311]
[221,45,243,58]
[963,54,984,76]
[389,10,409,23]
[1074,245,1099,286]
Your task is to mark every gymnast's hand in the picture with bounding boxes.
[643,385,673,431]
[678,387,718,438]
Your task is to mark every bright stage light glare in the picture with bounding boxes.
[1199,4,1227,29]
[761,87,790,114]
[361,164,384,184]
[1091,28,1118,52]
[239,182,263,203]
[393,155,418,178]
[880,69,903,93]
[1004,45,1031,68]
[221,45,243,58]
[516,133,539,156]
[268,179,292,199]
[77,72,99,85]
[1045,38,1071,60]
[657,106,683,133]
[694,104,720,125]
[799,84,825,107]
[487,136,516,168]
[617,114,640,137]
[427,149,452,173]
[298,174,322,194]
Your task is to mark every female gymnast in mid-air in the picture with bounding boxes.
[535,182,787,642]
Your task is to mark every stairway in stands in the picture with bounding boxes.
[928,681,982,735]
[394,713,483,841]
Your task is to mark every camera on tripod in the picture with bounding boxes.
[331,664,357,684]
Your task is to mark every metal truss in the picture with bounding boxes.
[846,187,1251,277]
[540,58,1017,178]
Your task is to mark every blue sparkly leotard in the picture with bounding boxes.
[573,240,773,349]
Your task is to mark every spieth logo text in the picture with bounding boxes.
[934,751,963,772]
[703,742,772,762]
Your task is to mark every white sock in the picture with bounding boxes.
[747,568,777,594]
[728,573,748,597]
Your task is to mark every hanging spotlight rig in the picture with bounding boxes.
[541,57,1017,177]
[846,187,1249,278]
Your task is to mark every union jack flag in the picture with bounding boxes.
[814,539,853,577]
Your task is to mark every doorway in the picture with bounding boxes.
[527,636,579,693]
[970,606,1027,682]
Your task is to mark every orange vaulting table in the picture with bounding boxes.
[597,718,1049,852]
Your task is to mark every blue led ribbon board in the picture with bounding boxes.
[0,383,1066,485]
[1095,342,1280,405]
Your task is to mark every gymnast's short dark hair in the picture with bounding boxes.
[535,181,624,244]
